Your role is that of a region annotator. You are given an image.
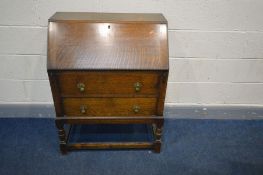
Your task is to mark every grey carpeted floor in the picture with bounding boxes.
[0,118,262,175]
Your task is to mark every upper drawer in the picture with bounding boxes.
[57,71,160,97]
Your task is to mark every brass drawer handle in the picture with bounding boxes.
[133,105,140,113]
[80,105,87,114]
[77,83,85,92]
[134,82,142,92]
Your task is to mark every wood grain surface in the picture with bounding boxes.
[48,14,168,70]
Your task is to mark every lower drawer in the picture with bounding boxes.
[63,98,157,116]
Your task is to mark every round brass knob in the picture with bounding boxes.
[77,83,85,92]
[134,82,142,92]
[133,105,140,113]
[80,105,87,114]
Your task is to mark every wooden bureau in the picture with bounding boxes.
[47,12,169,154]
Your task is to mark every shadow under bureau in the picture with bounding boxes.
[47,12,169,154]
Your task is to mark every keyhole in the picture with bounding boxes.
[108,25,111,29]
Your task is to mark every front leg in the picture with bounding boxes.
[153,120,163,153]
[55,120,67,154]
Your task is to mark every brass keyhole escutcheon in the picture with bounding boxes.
[133,105,140,113]
[80,105,87,114]
[134,82,142,92]
[77,83,85,92]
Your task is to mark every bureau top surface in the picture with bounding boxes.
[49,12,167,24]
[47,12,169,70]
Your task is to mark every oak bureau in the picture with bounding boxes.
[47,12,169,154]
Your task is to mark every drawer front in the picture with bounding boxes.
[63,98,157,116]
[58,71,159,96]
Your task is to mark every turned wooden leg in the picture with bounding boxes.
[55,120,67,154]
[153,120,164,153]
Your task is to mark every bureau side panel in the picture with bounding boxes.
[156,71,169,116]
[48,71,63,116]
